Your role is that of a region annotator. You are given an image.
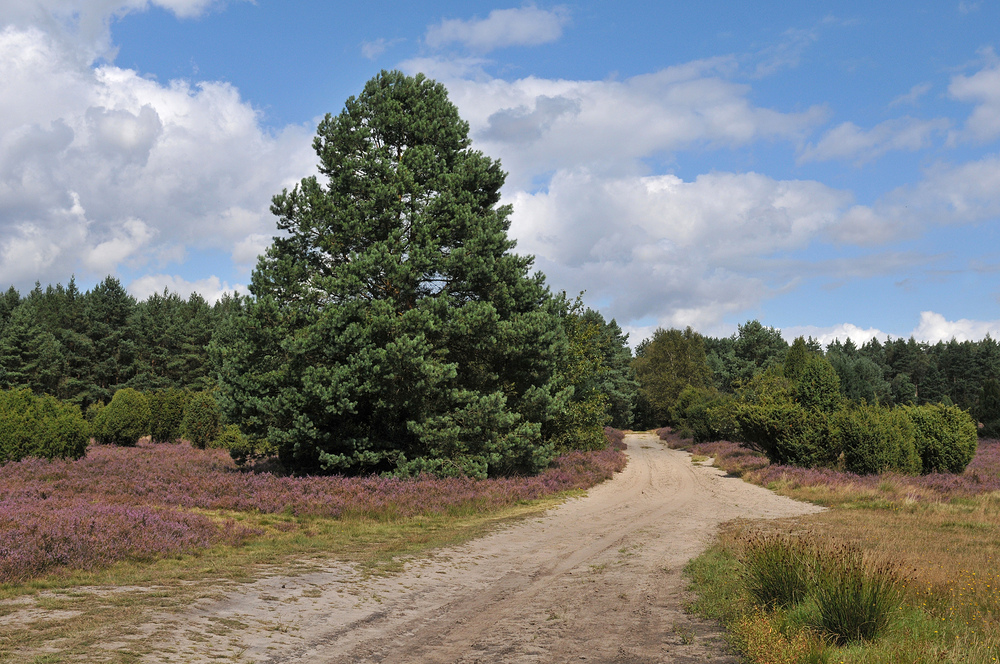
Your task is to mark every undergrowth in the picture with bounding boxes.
[674,426,1000,662]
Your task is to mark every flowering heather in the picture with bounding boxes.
[0,432,627,584]
[603,426,626,451]
[656,426,1000,503]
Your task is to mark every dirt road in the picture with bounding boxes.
[146,433,822,663]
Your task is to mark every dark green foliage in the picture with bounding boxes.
[793,354,842,413]
[181,391,222,450]
[905,403,978,474]
[725,370,839,467]
[633,326,711,426]
[730,400,839,468]
[215,71,568,478]
[979,378,1000,438]
[703,320,787,393]
[221,424,276,467]
[835,403,920,475]
[0,388,89,463]
[828,347,891,405]
[148,388,190,443]
[548,300,613,453]
[83,277,137,405]
[670,386,734,443]
[782,336,812,383]
[93,388,151,446]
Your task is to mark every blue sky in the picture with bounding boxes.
[3,1,1000,346]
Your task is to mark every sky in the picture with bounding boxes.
[3,1,1000,347]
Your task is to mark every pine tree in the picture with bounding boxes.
[83,276,136,404]
[215,71,567,477]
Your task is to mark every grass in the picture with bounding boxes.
[0,430,628,662]
[665,427,1000,663]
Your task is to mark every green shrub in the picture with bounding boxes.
[835,403,920,475]
[729,400,839,467]
[0,389,90,463]
[148,388,190,444]
[182,391,222,449]
[671,386,734,442]
[218,424,277,466]
[811,543,903,644]
[84,400,104,425]
[905,403,978,474]
[739,533,816,609]
[793,354,842,413]
[93,388,151,446]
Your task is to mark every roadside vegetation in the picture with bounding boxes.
[662,428,1000,662]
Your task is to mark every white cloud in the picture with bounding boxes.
[949,56,1000,143]
[751,27,818,78]
[128,273,246,303]
[0,0,245,60]
[889,82,932,107]
[823,153,1000,245]
[781,312,1000,348]
[799,117,949,165]
[0,25,316,290]
[508,169,852,330]
[911,311,1000,342]
[402,59,828,189]
[426,6,570,52]
[780,323,889,348]
[82,217,155,272]
[231,233,272,268]
[361,37,404,60]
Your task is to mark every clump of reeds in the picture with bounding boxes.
[739,533,816,609]
[811,542,904,644]
[737,532,904,645]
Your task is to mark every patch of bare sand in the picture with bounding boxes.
[132,433,821,663]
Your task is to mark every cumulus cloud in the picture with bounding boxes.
[0,24,315,290]
[949,55,1000,143]
[911,311,1000,342]
[425,5,570,52]
[799,117,949,165]
[822,152,1000,245]
[507,169,853,330]
[402,58,829,189]
[0,0,245,60]
[128,273,246,303]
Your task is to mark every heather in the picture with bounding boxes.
[657,426,1000,505]
[0,434,626,584]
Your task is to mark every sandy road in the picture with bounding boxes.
[146,433,822,663]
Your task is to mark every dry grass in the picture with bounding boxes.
[681,433,1000,662]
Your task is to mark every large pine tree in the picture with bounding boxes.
[215,71,567,477]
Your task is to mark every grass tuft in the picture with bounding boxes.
[739,533,816,610]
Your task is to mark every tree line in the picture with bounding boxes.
[0,277,236,407]
[633,320,1000,433]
